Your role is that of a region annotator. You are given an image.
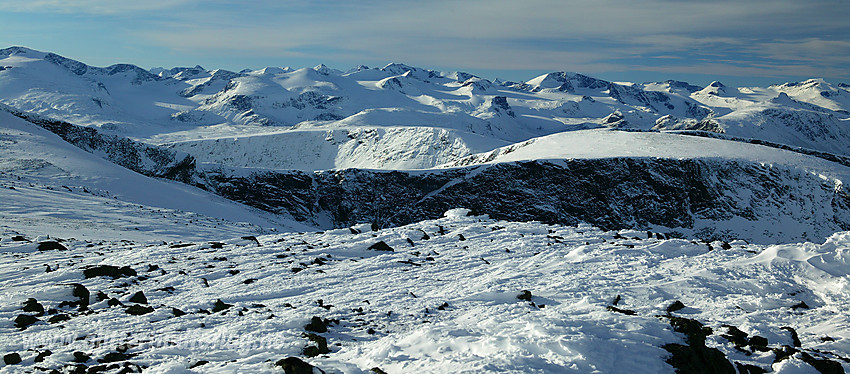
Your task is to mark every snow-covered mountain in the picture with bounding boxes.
[1,47,848,172]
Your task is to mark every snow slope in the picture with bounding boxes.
[0,109,311,241]
[443,128,850,180]
[0,211,847,373]
[165,127,508,171]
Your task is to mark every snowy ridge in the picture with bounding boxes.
[0,211,848,372]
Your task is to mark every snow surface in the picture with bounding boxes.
[0,110,311,241]
[0,211,848,373]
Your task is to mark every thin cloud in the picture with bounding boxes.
[0,0,199,14]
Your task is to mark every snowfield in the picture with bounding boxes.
[0,210,848,373]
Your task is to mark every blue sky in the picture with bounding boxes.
[1,0,847,86]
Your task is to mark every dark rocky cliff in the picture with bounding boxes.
[204,159,850,243]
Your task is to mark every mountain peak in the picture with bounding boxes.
[0,46,44,57]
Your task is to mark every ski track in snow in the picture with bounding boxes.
[1,210,848,373]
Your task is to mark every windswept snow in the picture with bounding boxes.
[0,212,847,373]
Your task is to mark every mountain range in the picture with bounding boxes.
[2,47,850,244]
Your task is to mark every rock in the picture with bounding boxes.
[663,342,735,374]
[664,316,713,346]
[666,300,686,314]
[108,298,124,307]
[11,235,28,242]
[71,283,90,310]
[171,308,186,317]
[64,364,88,374]
[735,362,767,374]
[241,236,261,246]
[458,234,466,241]
[772,345,798,363]
[34,350,52,362]
[83,265,137,279]
[128,291,147,304]
[189,360,209,369]
[23,298,45,315]
[304,333,330,355]
[517,290,532,301]
[302,337,327,358]
[720,325,748,348]
[210,242,224,249]
[72,351,90,363]
[607,306,637,315]
[275,357,315,374]
[211,299,232,313]
[748,336,769,350]
[96,291,109,302]
[48,314,71,324]
[661,316,734,374]
[125,305,154,315]
[368,241,394,252]
[791,301,810,310]
[99,352,131,363]
[304,316,328,333]
[780,326,802,347]
[14,314,40,329]
[371,368,388,374]
[799,351,844,374]
[3,352,22,365]
[38,241,67,251]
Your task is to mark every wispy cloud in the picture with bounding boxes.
[0,0,199,14]
[3,0,849,83]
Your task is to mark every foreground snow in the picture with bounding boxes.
[1,210,847,373]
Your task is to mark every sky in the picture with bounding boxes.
[0,0,847,87]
